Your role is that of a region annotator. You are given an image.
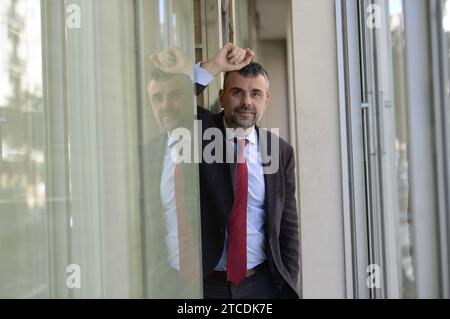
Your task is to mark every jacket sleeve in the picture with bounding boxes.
[279,145,300,287]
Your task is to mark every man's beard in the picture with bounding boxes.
[157,107,194,132]
[225,105,258,129]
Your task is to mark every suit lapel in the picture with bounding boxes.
[145,133,166,206]
[258,127,279,238]
[212,115,281,221]
[213,112,236,194]
[211,113,281,234]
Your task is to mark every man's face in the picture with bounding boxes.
[147,74,194,132]
[219,72,270,130]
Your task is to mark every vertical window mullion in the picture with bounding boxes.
[430,0,450,298]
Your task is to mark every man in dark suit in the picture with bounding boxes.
[198,59,300,299]
[144,45,299,299]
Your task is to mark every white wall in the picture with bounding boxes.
[290,0,346,298]
[259,40,290,141]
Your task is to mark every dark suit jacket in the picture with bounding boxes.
[196,105,300,298]
[141,116,203,298]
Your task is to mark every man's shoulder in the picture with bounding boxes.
[196,105,222,128]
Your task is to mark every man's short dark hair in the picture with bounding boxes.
[149,68,177,82]
[223,62,270,89]
[148,68,192,90]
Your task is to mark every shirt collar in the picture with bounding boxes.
[223,117,257,145]
[167,130,192,148]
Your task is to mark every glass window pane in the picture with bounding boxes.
[0,0,201,298]
[388,0,416,298]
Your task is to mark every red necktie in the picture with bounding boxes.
[173,151,200,283]
[227,138,249,285]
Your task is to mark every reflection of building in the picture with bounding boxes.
[7,0,25,105]
[0,0,20,158]
[0,1,13,107]
[1,0,25,161]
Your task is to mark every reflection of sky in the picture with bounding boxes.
[159,0,165,24]
[389,0,403,32]
[18,0,43,97]
[0,0,12,107]
[444,0,450,32]
[389,0,403,16]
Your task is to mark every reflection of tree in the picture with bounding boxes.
[390,10,416,298]
[2,92,44,152]
[0,0,45,204]
[1,90,44,215]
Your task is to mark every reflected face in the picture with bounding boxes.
[219,72,270,130]
[147,74,194,132]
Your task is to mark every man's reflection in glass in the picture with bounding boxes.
[142,47,200,298]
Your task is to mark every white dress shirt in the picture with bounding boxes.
[159,63,214,270]
[160,64,267,271]
[160,135,184,270]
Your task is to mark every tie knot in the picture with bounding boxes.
[169,137,183,149]
[234,138,248,163]
[234,138,249,147]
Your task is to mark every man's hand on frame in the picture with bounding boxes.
[201,43,255,77]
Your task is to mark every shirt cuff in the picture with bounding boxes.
[194,62,215,86]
